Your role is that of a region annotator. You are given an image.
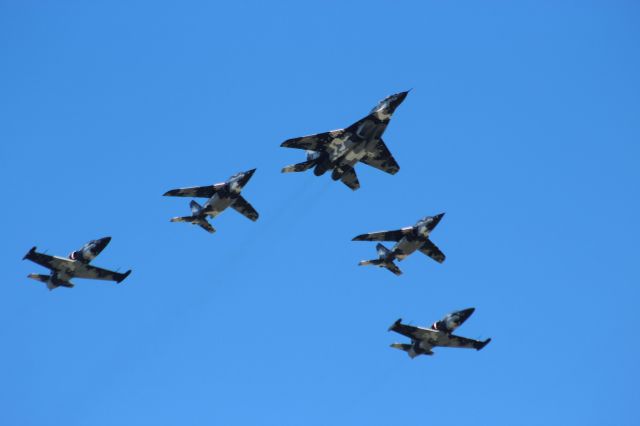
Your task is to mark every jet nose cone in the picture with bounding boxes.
[393,90,410,106]
[237,168,257,186]
[457,307,475,323]
[93,236,111,253]
[431,212,445,226]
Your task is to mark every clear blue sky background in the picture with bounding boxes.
[1,1,639,425]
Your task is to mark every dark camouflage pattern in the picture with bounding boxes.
[164,169,259,234]
[280,91,408,190]
[388,309,491,358]
[23,239,132,291]
[353,214,446,276]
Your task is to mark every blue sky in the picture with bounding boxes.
[1,1,639,425]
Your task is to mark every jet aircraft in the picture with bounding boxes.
[280,91,409,190]
[23,237,132,290]
[389,308,491,358]
[163,168,259,233]
[352,213,446,276]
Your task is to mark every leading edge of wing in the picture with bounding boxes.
[73,264,132,283]
[352,228,410,242]
[163,185,217,198]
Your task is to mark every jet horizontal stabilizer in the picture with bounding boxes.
[170,216,216,234]
[282,160,316,173]
[27,273,74,290]
[358,258,402,276]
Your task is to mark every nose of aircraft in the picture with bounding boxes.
[238,168,257,186]
[398,90,410,100]
[431,212,445,226]
[392,90,410,107]
[456,307,475,324]
[94,236,111,253]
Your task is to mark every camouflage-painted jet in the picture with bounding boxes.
[23,237,132,290]
[163,168,259,233]
[352,213,446,276]
[280,91,408,190]
[389,308,491,358]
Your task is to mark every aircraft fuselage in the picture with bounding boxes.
[319,112,392,179]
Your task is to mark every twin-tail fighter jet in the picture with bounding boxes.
[280,91,408,190]
[352,213,446,276]
[389,308,491,358]
[163,168,259,233]
[23,237,132,290]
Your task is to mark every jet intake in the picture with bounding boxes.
[431,317,458,333]
[68,248,95,263]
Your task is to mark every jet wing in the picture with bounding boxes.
[163,186,218,198]
[280,129,344,151]
[23,248,74,272]
[230,196,259,222]
[418,239,446,263]
[72,264,132,283]
[389,320,438,340]
[352,227,412,242]
[439,335,491,350]
[360,139,400,175]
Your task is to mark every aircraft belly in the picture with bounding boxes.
[393,239,421,260]
[419,340,434,351]
[204,196,232,218]
[56,270,73,281]
[326,135,352,162]
[342,147,366,163]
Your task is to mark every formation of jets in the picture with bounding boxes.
[22,91,491,359]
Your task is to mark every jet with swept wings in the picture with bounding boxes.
[280,91,408,190]
[389,308,491,358]
[352,213,446,276]
[23,237,132,290]
[163,168,259,234]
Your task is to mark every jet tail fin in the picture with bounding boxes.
[190,200,203,215]
[282,160,316,173]
[357,243,401,275]
[339,168,360,191]
[376,243,391,257]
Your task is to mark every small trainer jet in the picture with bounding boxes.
[389,308,491,358]
[163,168,259,233]
[280,91,408,190]
[23,237,132,290]
[352,213,446,276]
